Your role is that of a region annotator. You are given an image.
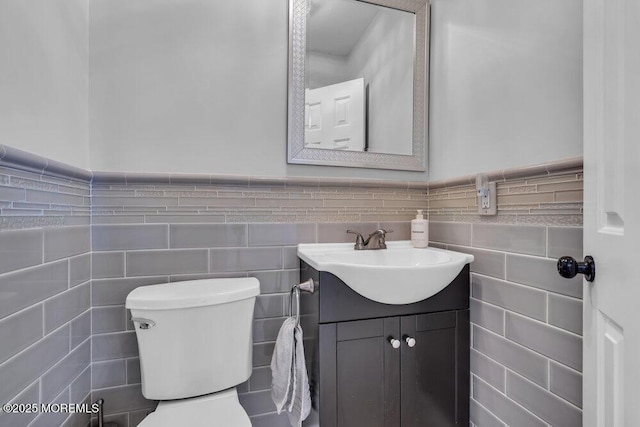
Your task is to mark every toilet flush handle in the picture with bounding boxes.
[131,317,156,330]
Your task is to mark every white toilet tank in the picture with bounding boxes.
[125,278,260,400]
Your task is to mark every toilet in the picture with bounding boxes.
[125,277,260,426]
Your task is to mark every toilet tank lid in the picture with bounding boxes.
[125,278,260,310]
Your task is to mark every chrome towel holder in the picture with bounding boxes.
[288,278,314,326]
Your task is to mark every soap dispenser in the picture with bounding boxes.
[411,209,429,248]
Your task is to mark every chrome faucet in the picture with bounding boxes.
[346,229,393,250]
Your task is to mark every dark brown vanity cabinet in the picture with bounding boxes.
[300,262,470,427]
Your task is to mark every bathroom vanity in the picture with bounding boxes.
[299,259,470,427]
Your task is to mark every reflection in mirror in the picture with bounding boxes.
[305,0,415,155]
[288,0,428,171]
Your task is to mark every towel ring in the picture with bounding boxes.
[289,279,315,327]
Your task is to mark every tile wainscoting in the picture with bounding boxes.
[0,165,92,427]
[0,145,584,427]
[89,179,426,427]
[427,170,584,427]
[90,167,583,427]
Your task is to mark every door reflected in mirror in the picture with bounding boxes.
[305,0,415,155]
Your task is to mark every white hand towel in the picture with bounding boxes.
[270,318,312,427]
[287,324,311,427]
[270,317,297,413]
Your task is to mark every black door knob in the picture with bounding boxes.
[557,256,595,282]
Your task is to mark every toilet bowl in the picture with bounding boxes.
[125,278,260,426]
[137,389,251,427]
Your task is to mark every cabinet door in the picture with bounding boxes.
[319,317,401,427]
[400,310,470,426]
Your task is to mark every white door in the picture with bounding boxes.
[583,0,640,424]
[304,78,366,151]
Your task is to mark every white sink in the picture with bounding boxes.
[297,241,474,304]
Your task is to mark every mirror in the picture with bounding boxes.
[288,0,429,171]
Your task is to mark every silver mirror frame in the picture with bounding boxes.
[287,0,429,171]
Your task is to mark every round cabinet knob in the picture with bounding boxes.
[405,337,416,348]
[557,255,596,282]
[389,338,401,349]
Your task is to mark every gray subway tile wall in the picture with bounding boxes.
[70,254,91,287]
[91,224,169,251]
[505,312,582,371]
[473,376,548,427]
[507,253,583,298]
[472,224,547,256]
[473,326,550,388]
[472,275,547,322]
[92,360,127,389]
[549,361,583,408]
[470,298,505,335]
[30,388,73,427]
[548,294,583,335]
[0,305,43,365]
[470,348,506,392]
[92,252,126,279]
[0,165,91,427]
[70,311,92,349]
[43,226,91,262]
[0,260,70,319]
[43,282,91,333]
[40,340,91,404]
[0,155,583,427]
[429,171,583,427]
[0,228,43,274]
[470,398,507,427]
[0,381,41,427]
[89,178,422,425]
[70,366,92,404]
[506,371,582,427]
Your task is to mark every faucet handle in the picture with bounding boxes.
[368,229,393,249]
[370,229,393,236]
[346,230,366,250]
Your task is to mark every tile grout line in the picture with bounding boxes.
[469,397,506,427]
[473,375,549,426]
[471,323,578,374]
[508,368,583,412]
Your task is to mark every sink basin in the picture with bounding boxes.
[297,241,474,304]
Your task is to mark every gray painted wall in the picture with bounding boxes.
[1,0,582,182]
[88,0,582,181]
[346,9,414,156]
[87,0,425,181]
[0,0,90,169]
[428,0,583,181]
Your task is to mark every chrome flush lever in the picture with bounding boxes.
[131,317,156,330]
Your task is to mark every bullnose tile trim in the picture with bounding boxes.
[426,156,583,190]
[0,144,92,182]
[0,144,582,190]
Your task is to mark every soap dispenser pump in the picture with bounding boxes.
[411,209,429,248]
